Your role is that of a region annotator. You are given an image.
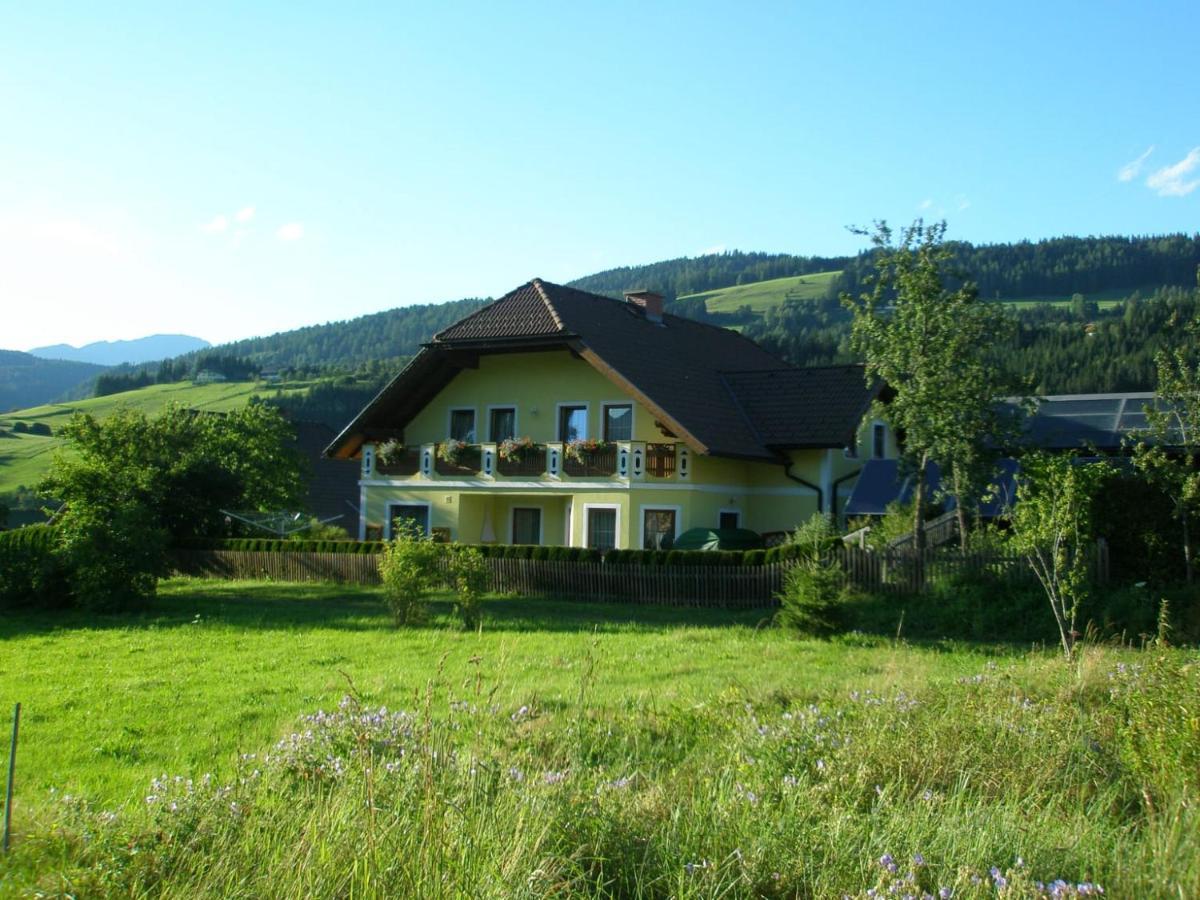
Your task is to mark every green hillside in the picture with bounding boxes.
[677,270,841,315]
[0,379,311,496]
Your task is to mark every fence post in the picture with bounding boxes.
[4,702,19,853]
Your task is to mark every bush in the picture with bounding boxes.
[775,514,845,636]
[0,525,71,610]
[58,504,165,613]
[447,544,489,630]
[378,522,441,626]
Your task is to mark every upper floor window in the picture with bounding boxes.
[872,422,887,459]
[558,405,587,442]
[489,407,516,442]
[603,403,632,441]
[449,408,476,443]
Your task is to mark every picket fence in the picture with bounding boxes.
[170,543,1108,607]
[170,550,784,608]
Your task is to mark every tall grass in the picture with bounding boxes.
[6,642,1197,898]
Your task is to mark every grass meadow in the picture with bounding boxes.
[1,578,1198,897]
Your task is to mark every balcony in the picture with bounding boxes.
[563,442,617,477]
[370,440,691,485]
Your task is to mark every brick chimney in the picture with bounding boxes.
[624,289,664,324]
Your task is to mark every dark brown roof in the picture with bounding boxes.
[722,366,883,449]
[326,279,882,461]
[435,281,565,341]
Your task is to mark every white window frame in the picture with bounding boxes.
[447,406,477,443]
[555,401,590,442]
[509,504,545,545]
[600,400,635,442]
[717,507,741,530]
[486,404,519,442]
[582,502,621,551]
[638,504,682,550]
[384,501,433,539]
[871,420,887,459]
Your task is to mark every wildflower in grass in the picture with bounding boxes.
[542,770,567,785]
[938,888,952,899]
[990,866,1007,889]
[511,704,531,723]
[508,766,524,782]
[912,853,925,867]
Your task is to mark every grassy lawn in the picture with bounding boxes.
[2,579,1196,897]
[1,578,991,808]
[0,380,311,494]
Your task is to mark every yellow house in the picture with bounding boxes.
[326,279,895,548]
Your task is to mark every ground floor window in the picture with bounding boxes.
[718,510,740,530]
[511,507,541,545]
[387,503,430,538]
[643,508,677,550]
[586,506,617,552]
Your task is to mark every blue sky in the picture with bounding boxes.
[2,1,1197,349]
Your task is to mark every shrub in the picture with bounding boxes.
[58,504,165,613]
[446,544,489,630]
[775,513,845,637]
[378,521,441,626]
[0,525,71,610]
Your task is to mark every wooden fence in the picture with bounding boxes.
[170,550,786,607]
[170,542,1109,607]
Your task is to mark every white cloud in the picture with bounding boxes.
[956,195,971,211]
[201,214,228,234]
[277,222,304,241]
[1146,147,1200,197]
[235,205,256,223]
[1117,146,1155,182]
[699,243,726,256]
[918,198,933,211]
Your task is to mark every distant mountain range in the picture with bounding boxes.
[0,350,108,413]
[30,334,210,366]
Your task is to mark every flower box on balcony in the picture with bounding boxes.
[435,441,481,476]
[496,437,546,476]
[375,448,421,476]
[563,440,618,477]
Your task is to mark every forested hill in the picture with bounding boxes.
[0,351,107,413]
[175,297,490,372]
[568,251,850,299]
[836,233,1200,300]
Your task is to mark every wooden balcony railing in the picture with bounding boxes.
[563,445,618,477]
[434,444,482,476]
[646,443,677,478]
[375,449,421,477]
[497,447,547,477]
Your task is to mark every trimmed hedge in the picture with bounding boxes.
[174,538,387,555]
[606,545,802,567]
[0,524,71,610]
[171,538,603,564]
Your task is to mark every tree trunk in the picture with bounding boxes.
[1184,515,1194,585]
[912,451,928,553]
[953,466,969,553]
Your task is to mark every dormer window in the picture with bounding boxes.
[872,422,887,459]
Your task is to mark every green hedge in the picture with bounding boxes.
[171,538,800,566]
[0,525,71,610]
[175,538,386,554]
[605,545,800,566]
